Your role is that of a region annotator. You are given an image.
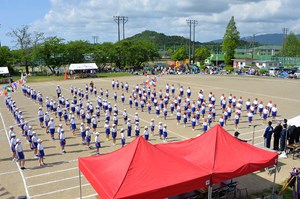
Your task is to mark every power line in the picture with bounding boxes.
[113,16,128,42]
[186,19,198,65]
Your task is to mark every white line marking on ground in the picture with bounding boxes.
[25,167,77,179]
[27,176,79,188]
[0,170,19,176]
[0,112,31,198]
[76,193,98,199]
[30,183,89,198]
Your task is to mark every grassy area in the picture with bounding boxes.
[95,72,132,78]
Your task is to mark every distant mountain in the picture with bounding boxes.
[126,30,202,48]
[211,33,300,45]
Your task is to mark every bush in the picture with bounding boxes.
[225,65,234,72]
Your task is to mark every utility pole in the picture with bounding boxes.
[186,19,198,66]
[0,24,1,47]
[113,16,128,42]
[252,33,255,59]
[92,36,99,44]
[282,28,288,67]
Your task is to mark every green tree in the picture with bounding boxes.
[194,46,211,64]
[222,16,240,65]
[35,36,66,74]
[171,47,188,60]
[281,32,300,57]
[65,40,91,64]
[92,42,114,71]
[0,46,12,67]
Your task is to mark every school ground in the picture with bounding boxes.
[0,74,299,199]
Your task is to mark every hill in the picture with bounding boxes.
[126,30,201,48]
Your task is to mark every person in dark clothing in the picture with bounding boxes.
[287,125,297,145]
[273,122,282,150]
[264,121,273,148]
[280,124,287,152]
[295,127,300,143]
[234,132,251,143]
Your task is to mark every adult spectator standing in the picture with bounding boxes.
[56,85,62,98]
[273,122,282,151]
[264,121,273,148]
[280,124,287,153]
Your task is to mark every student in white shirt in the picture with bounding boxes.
[15,139,26,170]
[37,139,45,166]
[94,132,101,155]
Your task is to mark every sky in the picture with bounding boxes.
[1,0,300,49]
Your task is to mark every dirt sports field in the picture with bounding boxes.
[0,74,299,199]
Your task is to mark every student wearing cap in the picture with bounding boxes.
[94,132,101,155]
[203,118,208,133]
[38,107,44,128]
[112,124,117,146]
[37,139,45,166]
[163,124,168,143]
[144,126,149,141]
[9,126,16,139]
[85,127,92,149]
[15,139,26,170]
[48,118,56,140]
[120,129,126,147]
[56,85,61,98]
[10,134,17,162]
[91,115,98,133]
[158,122,163,139]
[134,113,140,123]
[234,132,252,142]
[135,122,140,137]
[104,120,110,141]
[113,113,118,126]
[127,119,132,137]
[123,109,128,123]
[31,131,39,158]
[70,115,76,136]
[60,129,66,153]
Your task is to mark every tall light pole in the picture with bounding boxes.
[282,28,288,67]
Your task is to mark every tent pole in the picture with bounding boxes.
[79,169,82,199]
[207,185,212,199]
[271,164,277,199]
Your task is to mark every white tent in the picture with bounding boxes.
[288,115,300,127]
[69,63,98,70]
[0,67,9,74]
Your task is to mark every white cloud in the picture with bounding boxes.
[30,0,300,43]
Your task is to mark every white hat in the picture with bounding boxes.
[105,120,108,123]
[128,118,131,121]
[61,129,65,132]
[16,139,21,142]
[39,107,42,109]
[113,124,116,127]
[32,131,36,134]
[11,133,16,137]
[151,119,154,121]
[159,122,163,124]
[144,126,148,129]
[135,112,138,115]
[37,139,43,142]
[86,127,90,129]
[114,113,117,116]
[29,126,32,129]
[124,109,126,111]
[50,117,54,120]
[59,124,63,127]
[95,132,100,135]
[135,122,139,124]
[81,123,84,126]
[9,126,13,129]
[120,128,124,132]
[164,124,167,127]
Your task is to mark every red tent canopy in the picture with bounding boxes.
[78,137,210,199]
[156,124,278,184]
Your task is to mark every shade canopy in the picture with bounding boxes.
[288,115,300,127]
[0,67,9,74]
[156,124,278,184]
[78,137,210,199]
[69,63,97,70]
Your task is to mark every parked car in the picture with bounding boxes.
[294,70,300,78]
